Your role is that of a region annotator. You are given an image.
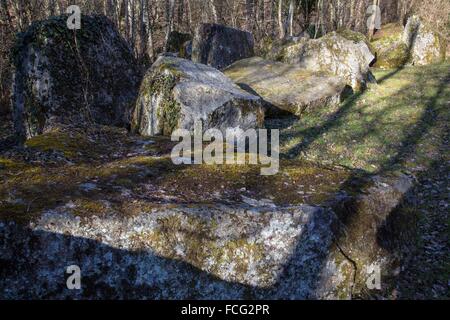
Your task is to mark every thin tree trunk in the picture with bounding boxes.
[368,0,379,40]
[210,0,218,23]
[146,0,155,61]
[186,0,193,31]
[278,0,286,39]
[288,0,294,37]
[164,0,175,51]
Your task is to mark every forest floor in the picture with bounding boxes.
[0,63,448,299]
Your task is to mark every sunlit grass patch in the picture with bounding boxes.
[280,63,450,173]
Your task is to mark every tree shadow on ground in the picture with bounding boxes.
[0,203,335,299]
[304,67,450,298]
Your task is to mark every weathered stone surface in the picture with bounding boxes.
[402,16,446,66]
[0,171,416,299]
[260,34,310,61]
[0,127,417,299]
[131,55,264,137]
[192,23,255,70]
[224,57,350,117]
[0,203,336,299]
[0,123,417,299]
[165,31,192,55]
[326,172,417,298]
[11,15,141,141]
[371,19,446,69]
[277,32,376,91]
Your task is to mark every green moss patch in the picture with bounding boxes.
[373,42,410,69]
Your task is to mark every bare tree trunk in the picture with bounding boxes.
[138,0,146,60]
[278,0,286,39]
[210,0,218,23]
[146,0,155,61]
[164,0,175,51]
[130,0,136,50]
[270,0,276,37]
[124,0,130,40]
[368,0,379,40]
[288,0,294,37]
[314,0,320,38]
[186,0,193,31]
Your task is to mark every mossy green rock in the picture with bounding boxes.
[259,34,310,61]
[11,15,141,141]
[371,18,446,69]
[132,55,264,137]
[371,23,406,69]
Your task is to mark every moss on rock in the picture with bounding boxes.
[12,15,141,141]
[132,56,263,137]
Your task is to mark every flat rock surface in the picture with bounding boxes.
[224,57,349,116]
[1,203,337,299]
[0,116,417,299]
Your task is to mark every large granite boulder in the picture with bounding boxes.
[191,23,255,70]
[371,23,410,69]
[11,15,141,141]
[402,16,446,66]
[371,18,446,69]
[276,31,376,91]
[131,55,264,136]
[0,171,416,299]
[224,57,350,117]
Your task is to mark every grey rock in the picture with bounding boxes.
[165,31,192,55]
[131,56,264,137]
[0,203,337,299]
[11,15,141,141]
[371,18,446,69]
[277,32,376,91]
[192,23,255,70]
[327,172,417,298]
[224,57,350,117]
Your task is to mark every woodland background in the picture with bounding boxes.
[0,0,449,115]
